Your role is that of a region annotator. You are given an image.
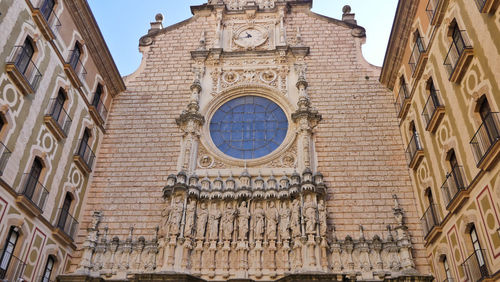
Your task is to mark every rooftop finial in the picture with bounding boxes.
[149,13,164,34]
[342,5,357,25]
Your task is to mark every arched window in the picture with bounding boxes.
[69,43,82,70]
[40,0,55,21]
[470,225,488,277]
[24,157,44,200]
[478,98,498,145]
[92,84,103,108]
[41,255,55,282]
[57,193,73,231]
[50,88,67,122]
[78,128,91,159]
[442,256,452,281]
[0,227,20,279]
[15,37,35,75]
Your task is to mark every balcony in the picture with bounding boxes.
[475,0,498,13]
[422,91,445,133]
[441,165,468,213]
[16,173,49,217]
[64,52,87,88]
[44,98,72,141]
[420,204,442,243]
[409,38,428,78]
[5,46,42,95]
[30,0,61,41]
[53,208,78,243]
[0,249,26,281]
[461,249,490,281]
[426,0,449,25]
[395,83,411,119]
[444,30,473,83]
[73,141,95,174]
[0,142,11,176]
[405,133,424,169]
[89,97,108,126]
[470,112,500,171]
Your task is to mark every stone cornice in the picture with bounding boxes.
[379,0,419,90]
[63,0,126,97]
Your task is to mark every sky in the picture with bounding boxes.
[88,0,398,76]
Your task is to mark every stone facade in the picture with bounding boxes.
[0,0,124,281]
[380,0,500,281]
[62,0,431,281]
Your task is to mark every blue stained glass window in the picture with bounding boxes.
[210,96,288,159]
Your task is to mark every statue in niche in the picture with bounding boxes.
[222,202,236,241]
[279,201,291,240]
[159,202,171,237]
[168,196,184,236]
[303,194,317,235]
[208,203,222,241]
[266,201,279,240]
[184,199,197,238]
[238,201,250,241]
[318,199,327,237]
[254,202,265,240]
[196,202,208,239]
[291,198,301,238]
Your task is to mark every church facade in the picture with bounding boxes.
[60,0,431,281]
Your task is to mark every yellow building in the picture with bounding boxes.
[0,0,124,280]
[380,0,500,281]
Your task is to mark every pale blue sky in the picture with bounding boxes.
[88,0,398,76]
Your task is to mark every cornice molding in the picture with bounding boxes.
[63,0,126,97]
[379,0,419,90]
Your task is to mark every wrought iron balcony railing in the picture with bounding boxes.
[56,208,78,240]
[67,50,87,83]
[75,140,95,171]
[0,249,26,280]
[444,30,472,78]
[409,38,426,75]
[46,98,72,136]
[475,0,487,11]
[470,112,500,167]
[422,90,444,127]
[421,204,441,238]
[91,97,108,123]
[395,83,410,117]
[441,165,467,207]
[18,173,49,211]
[7,45,43,91]
[461,249,489,281]
[0,142,11,176]
[426,0,440,22]
[405,132,423,166]
[32,0,61,37]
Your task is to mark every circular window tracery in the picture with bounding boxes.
[209,96,288,160]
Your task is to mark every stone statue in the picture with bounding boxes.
[222,202,235,240]
[318,199,327,236]
[208,203,222,240]
[266,201,279,240]
[279,201,291,240]
[238,201,250,241]
[168,196,184,236]
[254,202,265,240]
[291,198,301,238]
[196,202,208,239]
[303,194,317,235]
[184,199,196,238]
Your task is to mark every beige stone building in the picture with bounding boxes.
[0,0,124,280]
[380,0,500,281]
[59,0,431,281]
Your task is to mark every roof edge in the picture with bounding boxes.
[64,0,126,96]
